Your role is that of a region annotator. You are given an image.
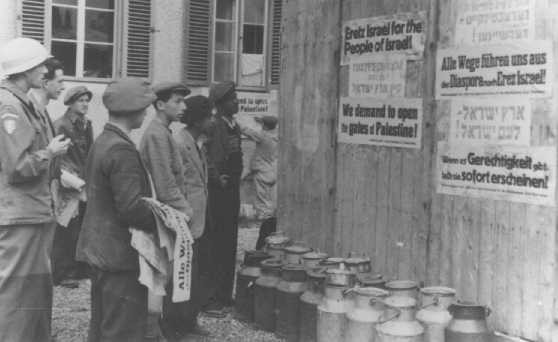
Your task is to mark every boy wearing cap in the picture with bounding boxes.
[0,38,70,342]
[51,85,94,286]
[76,78,157,341]
[205,81,242,311]
[139,82,197,340]
[172,95,215,332]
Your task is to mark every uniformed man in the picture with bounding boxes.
[52,85,94,286]
[76,78,157,341]
[139,82,203,340]
[205,81,242,314]
[0,37,71,342]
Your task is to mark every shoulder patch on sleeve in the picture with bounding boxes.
[1,105,20,134]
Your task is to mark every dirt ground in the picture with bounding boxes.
[52,225,285,342]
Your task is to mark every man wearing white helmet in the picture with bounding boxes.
[0,37,70,342]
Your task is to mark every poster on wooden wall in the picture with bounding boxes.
[338,97,422,149]
[449,97,532,146]
[435,40,553,98]
[436,142,556,206]
[454,0,535,45]
[341,11,426,65]
[348,54,407,98]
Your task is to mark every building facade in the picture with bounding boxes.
[0,0,282,213]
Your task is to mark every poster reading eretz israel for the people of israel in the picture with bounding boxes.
[435,40,553,98]
[338,97,422,149]
[341,11,426,65]
[436,142,556,206]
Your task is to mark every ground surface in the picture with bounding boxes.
[52,225,284,342]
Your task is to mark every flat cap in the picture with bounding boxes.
[64,85,92,105]
[209,81,236,104]
[102,78,156,113]
[153,81,191,99]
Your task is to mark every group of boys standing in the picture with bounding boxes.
[0,37,265,342]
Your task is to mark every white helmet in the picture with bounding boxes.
[0,38,51,76]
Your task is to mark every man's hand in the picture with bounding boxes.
[47,135,71,157]
[219,174,230,188]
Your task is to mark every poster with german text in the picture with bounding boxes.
[435,41,552,98]
[436,142,556,206]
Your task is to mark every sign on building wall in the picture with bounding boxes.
[237,91,278,117]
[436,142,556,206]
[449,97,531,146]
[454,0,535,45]
[338,97,422,149]
[341,11,427,65]
[348,54,407,98]
[436,41,553,98]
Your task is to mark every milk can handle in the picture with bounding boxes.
[420,295,440,309]
[343,287,356,296]
[485,306,492,316]
[377,308,401,324]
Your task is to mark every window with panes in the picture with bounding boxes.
[213,0,268,87]
[49,0,116,79]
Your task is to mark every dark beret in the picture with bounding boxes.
[153,82,191,99]
[102,78,156,113]
[64,86,92,105]
[209,81,236,104]
[259,115,278,128]
[182,95,211,124]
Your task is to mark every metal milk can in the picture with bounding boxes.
[317,284,350,342]
[357,273,386,289]
[416,286,455,342]
[235,250,271,322]
[344,287,390,342]
[344,253,372,274]
[284,243,312,265]
[446,302,491,342]
[275,264,307,342]
[376,296,424,342]
[385,280,420,300]
[254,258,283,332]
[303,251,329,269]
[320,257,346,269]
[265,232,291,260]
[299,268,327,342]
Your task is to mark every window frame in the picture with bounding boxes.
[211,0,271,91]
[45,0,123,82]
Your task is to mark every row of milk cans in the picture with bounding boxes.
[234,232,492,342]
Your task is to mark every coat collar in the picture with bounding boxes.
[65,109,90,126]
[104,123,135,145]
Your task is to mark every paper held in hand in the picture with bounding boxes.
[61,169,85,190]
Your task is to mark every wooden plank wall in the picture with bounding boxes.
[277,0,340,252]
[278,0,558,340]
[433,1,556,340]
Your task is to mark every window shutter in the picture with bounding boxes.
[184,0,211,85]
[269,0,282,85]
[126,0,151,78]
[20,0,46,43]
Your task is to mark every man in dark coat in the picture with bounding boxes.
[204,81,242,314]
[52,85,94,285]
[76,78,157,342]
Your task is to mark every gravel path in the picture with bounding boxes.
[52,226,285,342]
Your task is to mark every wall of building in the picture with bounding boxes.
[278,0,558,340]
